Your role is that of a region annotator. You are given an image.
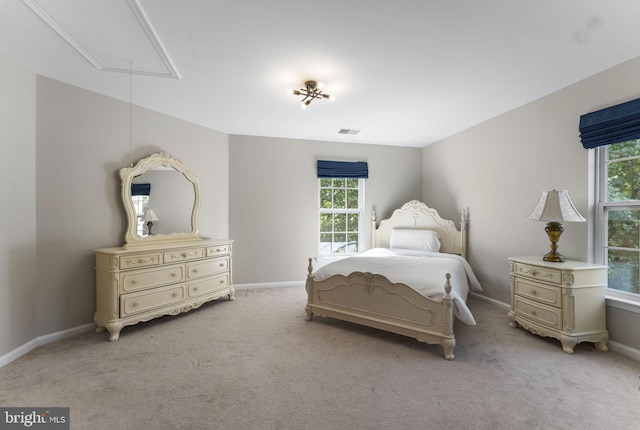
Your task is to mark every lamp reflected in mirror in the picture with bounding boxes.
[144,209,159,236]
[527,190,586,262]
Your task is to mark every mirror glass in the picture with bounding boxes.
[121,152,202,247]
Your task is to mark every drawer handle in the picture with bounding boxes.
[171,272,177,277]
[131,280,136,285]
[193,287,198,292]
[531,289,537,295]
[531,270,539,276]
[171,293,177,298]
[182,253,187,258]
[530,310,536,316]
[220,263,225,267]
[216,248,222,252]
[220,279,224,284]
[132,302,138,307]
[193,269,199,273]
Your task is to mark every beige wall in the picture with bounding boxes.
[229,135,423,284]
[0,52,37,355]
[423,55,640,350]
[32,76,229,339]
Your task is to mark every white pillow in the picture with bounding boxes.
[389,229,441,252]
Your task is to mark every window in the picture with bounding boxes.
[131,183,150,236]
[596,140,640,296]
[319,177,364,255]
[581,97,640,298]
[316,160,368,256]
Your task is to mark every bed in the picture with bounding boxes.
[305,200,482,360]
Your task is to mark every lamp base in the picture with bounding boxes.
[543,251,566,263]
[543,221,565,263]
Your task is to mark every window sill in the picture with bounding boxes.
[606,290,640,314]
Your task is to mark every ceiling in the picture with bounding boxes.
[2,0,640,148]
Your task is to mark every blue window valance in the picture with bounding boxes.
[579,98,640,149]
[131,183,150,196]
[317,160,368,178]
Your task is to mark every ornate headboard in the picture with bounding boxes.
[372,200,468,259]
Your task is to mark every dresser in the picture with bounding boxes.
[508,256,608,354]
[95,239,233,341]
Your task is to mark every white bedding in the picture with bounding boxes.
[313,248,482,325]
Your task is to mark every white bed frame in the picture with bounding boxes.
[305,200,469,360]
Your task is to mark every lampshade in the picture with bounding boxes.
[143,209,159,222]
[527,190,585,223]
[527,190,584,263]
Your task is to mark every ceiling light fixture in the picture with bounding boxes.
[288,80,334,109]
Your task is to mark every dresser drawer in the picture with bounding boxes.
[513,263,562,285]
[188,273,230,298]
[187,256,229,280]
[164,247,206,263]
[120,284,185,317]
[513,277,562,307]
[121,264,185,293]
[207,244,231,256]
[513,295,562,330]
[119,252,162,270]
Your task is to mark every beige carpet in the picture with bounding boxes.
[1,286,639,430]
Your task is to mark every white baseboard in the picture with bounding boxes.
[234,280,305,290]
[470,291,511,310]
[607,340,640,361]
[0,322,94,368]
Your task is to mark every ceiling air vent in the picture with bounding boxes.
[338,129,361,135]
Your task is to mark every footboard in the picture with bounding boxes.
[305,258,456,360]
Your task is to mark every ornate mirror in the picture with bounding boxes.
[121,152,202,247]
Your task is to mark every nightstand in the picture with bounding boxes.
[508,256,608,354]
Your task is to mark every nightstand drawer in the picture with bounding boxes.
[513,262,562,285]
[513,277,562,307]
[513,295,562,330]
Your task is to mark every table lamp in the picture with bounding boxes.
[527,190,585,262]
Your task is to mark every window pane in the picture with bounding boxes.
[334,214,347,232]
[320,189,333,208]
[333,233,347,253]
[333,189,346,208]
[320,213,332,232]
[346,178,359,188]
[333,178,345,188]
[347,189,359,209]
[607,157,640,201]
[608,209,640,249]
[607,248,640,294]
[347,213,359,231]
[347,233,359,253]
[320,178,332,188]
[607,139,640,161]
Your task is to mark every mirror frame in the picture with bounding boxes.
[121,152,202,247]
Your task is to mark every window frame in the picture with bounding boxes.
[318,177,365,256]
[595,145,640,303]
